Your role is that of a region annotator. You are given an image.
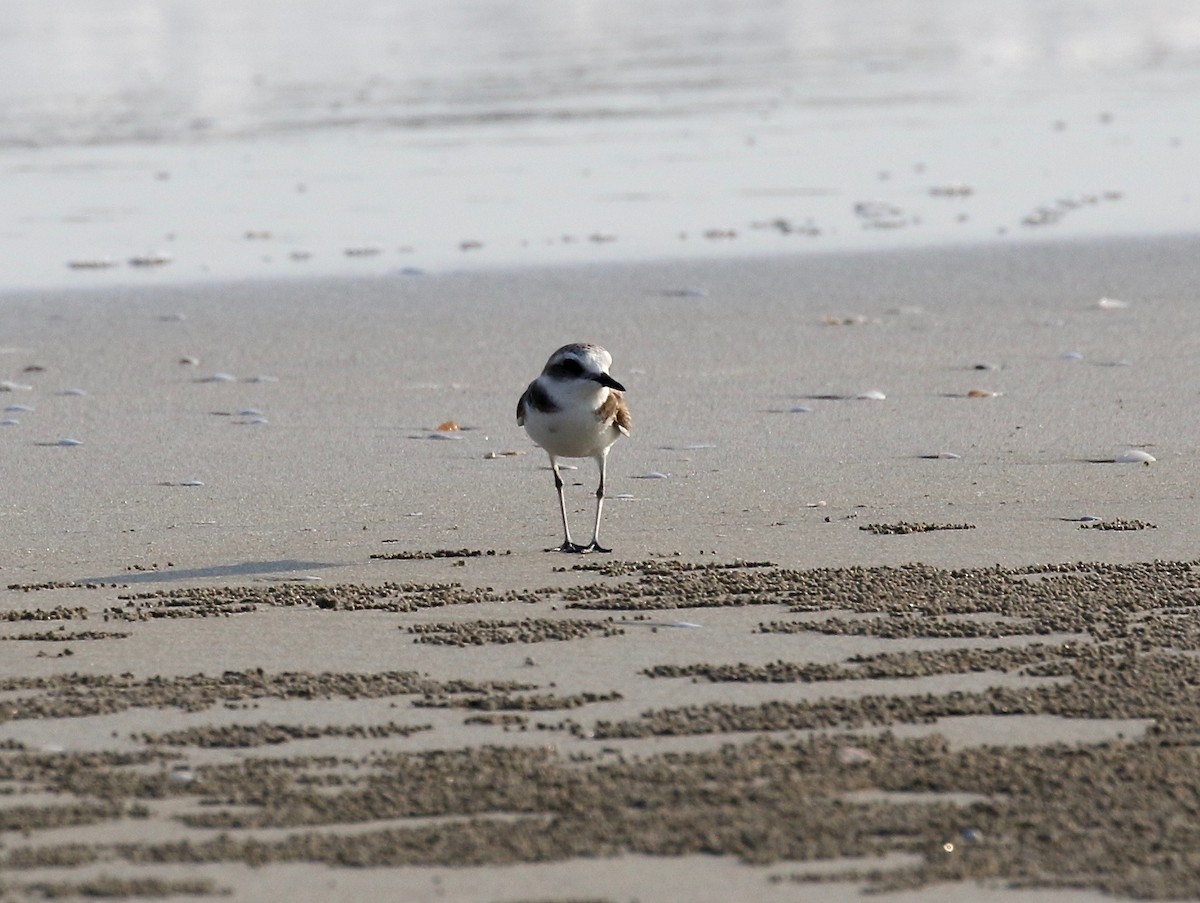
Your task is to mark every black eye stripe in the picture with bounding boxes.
[548,358,585,379]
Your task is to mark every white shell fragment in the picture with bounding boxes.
[0,381,33,391]
[56,438,83,446]
[5,404,33,413]
[1095,297,1130,310]
[789,405,813,413]
[1114,449,1155,464]
[58,387,87,396]
[198,373,236,383]
[856,390,886,401]
[634,471,670,479]
[0,418,18,426]
[180,480,205,487]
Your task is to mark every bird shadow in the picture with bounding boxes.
[78,559,341,586]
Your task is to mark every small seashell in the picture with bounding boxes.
[56,438,83,446]
[789,405,813,413]
[856,390,886,401]
[128,252,172,267]
[966,389,1000,398]
[926,451,962,460]
[179,356,199,366]
[1077,515,1103,523]
[483,450,525,459]
[180,480,205,487]
[198,373,236,383]
[0,380,33,392]
[1060,351,1084,362]
[1096,297,1130,310]
[634,471,669,479]
[1114,449,1155,464]
[836,746,875,766]
[242,417,269,425]
[436,421,461,432]
[0,418,18,426]
[59,387,87,397]
[5,404,33,413]
[973,362,999,371]
[612,493,636,500]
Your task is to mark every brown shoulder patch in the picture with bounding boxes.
[597,390,631,436]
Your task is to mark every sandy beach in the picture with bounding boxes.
[1,235,1199,901]
[4,1,1200,899]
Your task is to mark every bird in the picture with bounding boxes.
[517,343,631,553]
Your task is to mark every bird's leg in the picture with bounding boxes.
[578,453,612,553]
[547,457,582,553]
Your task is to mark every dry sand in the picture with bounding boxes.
[2,235,1200,901]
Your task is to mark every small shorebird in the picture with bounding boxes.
[517,343,631,553]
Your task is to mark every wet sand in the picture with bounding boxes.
[2,236,1200,901]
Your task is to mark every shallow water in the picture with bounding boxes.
[2,0,1199,287]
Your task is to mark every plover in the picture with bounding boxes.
[517,343,631,553]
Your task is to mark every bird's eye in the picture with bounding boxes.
[556,358,584,377]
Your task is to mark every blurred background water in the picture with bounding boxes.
[2,0,1198,286]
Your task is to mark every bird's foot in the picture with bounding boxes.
[577,541,612,554]
[546,541,586,553]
